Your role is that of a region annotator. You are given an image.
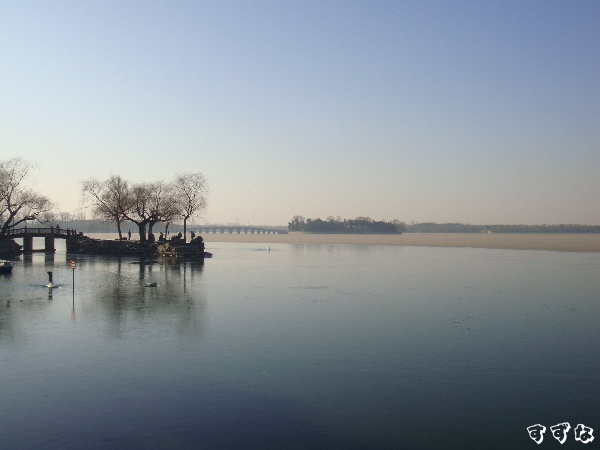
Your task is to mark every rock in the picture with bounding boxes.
[157,235,206,258]
[0,239,22,259]
[67,234,207,259]
[66,236,157,255]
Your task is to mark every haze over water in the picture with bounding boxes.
[1,240,598,448]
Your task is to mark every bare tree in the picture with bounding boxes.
[146,180,179,238]
[172,172,208,242]
[59,211,73,221]
[82,175,130,240]
[42,211,57,222]
[122,181,178,241]
[73,208,87,220]
[121,182,153,241]
[0,158,53,237]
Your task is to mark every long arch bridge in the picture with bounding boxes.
[194,225,287,235]
[3,227,80,252]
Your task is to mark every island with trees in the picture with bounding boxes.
[0,157,210,258]
[73,172,210,257]
[82,172,208,243]
[288,216,407,234]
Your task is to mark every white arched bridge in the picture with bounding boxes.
[193,225,287,235]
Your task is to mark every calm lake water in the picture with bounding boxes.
[1,239,598,449]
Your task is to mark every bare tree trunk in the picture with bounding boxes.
[116,219,123,240]
[138,223,146,241]
[183,217,188,242]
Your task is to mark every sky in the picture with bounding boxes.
[1,1,599,226]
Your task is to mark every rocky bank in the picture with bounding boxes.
[65,235,209,258]
[0,239,22,259]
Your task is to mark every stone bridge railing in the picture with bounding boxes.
[2,227,81,252]
[3,227,79,238]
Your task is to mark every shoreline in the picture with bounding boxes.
[201,232,600,252]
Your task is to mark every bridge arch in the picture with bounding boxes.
[3,227,79,252]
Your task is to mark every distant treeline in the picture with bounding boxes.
[406,223,600,234]
[288,216,406,234]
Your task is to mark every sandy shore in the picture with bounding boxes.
[202,232,600,252]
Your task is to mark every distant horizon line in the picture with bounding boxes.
[27,219,600,228]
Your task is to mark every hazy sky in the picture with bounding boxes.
[2,1,599,225]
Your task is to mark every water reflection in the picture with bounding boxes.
[1,244,599,449]
[0,254,208,345]
[79,257,207,341]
